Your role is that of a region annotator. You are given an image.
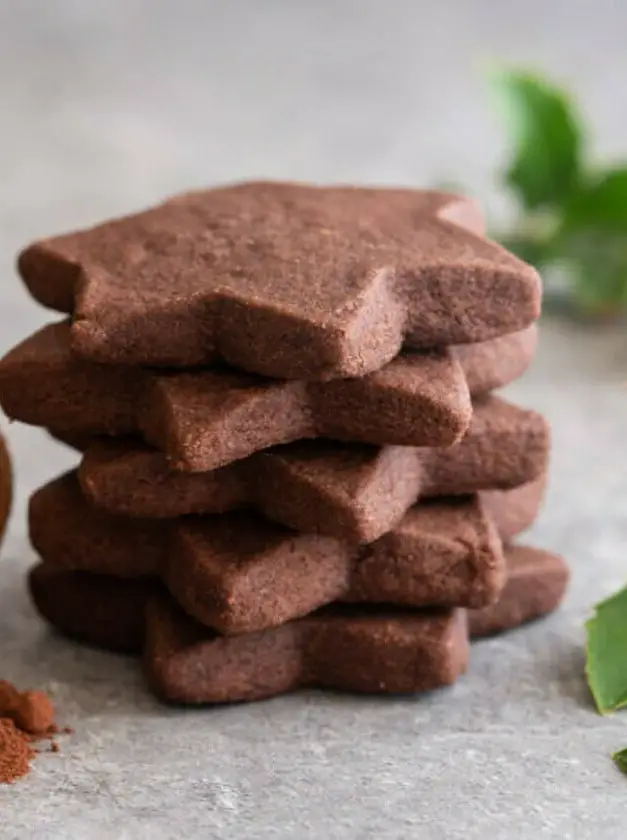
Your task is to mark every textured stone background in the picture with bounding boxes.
[1,2,626,838]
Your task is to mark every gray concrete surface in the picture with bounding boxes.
[1,2,627,838]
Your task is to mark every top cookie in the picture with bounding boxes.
[18,183,541,380]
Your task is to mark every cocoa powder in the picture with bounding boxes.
[0,680,66,783]
[0,720,31,784]
[13,690,55,735]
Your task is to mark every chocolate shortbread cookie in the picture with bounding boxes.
[145,600,469,703]
[75,395,549,542]
[29,560,468,698]
[18,183,541,379]
[29,471,545,634]
[148,544,567,703]
[29,564,149,654]
[0,322,537,467]
[27,544,568,702]
[468,545,569,637]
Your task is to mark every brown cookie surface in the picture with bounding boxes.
[468,545,569,637]
[18,183,540,379]
[27,544,568,703]
[145,599,469,703]
[75,394,548,542]
[29,564,149,653]
[28,471,545,634]
[28,560,468,700]
[0,322,537,468]
[149,543,568,704]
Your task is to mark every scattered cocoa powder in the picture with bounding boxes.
[0,720,31,784]
[0,680,70,783]
[0,681,20,717]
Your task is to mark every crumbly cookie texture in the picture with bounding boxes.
[18,182,541,379]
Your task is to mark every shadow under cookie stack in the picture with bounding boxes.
[0,183,569,705]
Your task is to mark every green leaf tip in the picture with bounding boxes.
[488,68,583,212]
[612,748,627,775]
[585,585,627,714]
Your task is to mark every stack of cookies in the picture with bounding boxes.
[0,183,568,704]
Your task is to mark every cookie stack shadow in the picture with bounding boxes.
[0,183,569,705]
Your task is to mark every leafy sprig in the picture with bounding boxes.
[585,586,627,773]
[585,587,627,715]
[491,70,627,315]
[492,70,627,771]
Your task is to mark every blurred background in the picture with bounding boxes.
[3,2,627,291]
[1,0,626,497]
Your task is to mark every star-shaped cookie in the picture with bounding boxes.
[28,543,570,685]
[18,182,541,379]
[29,471,546,635]
[0,321,537,469]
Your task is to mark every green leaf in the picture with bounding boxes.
[562,168,627,229]
[585,586,627,714]
[613,748,627,775]
[557,228,627,311]
[489,70,583,210]
[550,168,627,313]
